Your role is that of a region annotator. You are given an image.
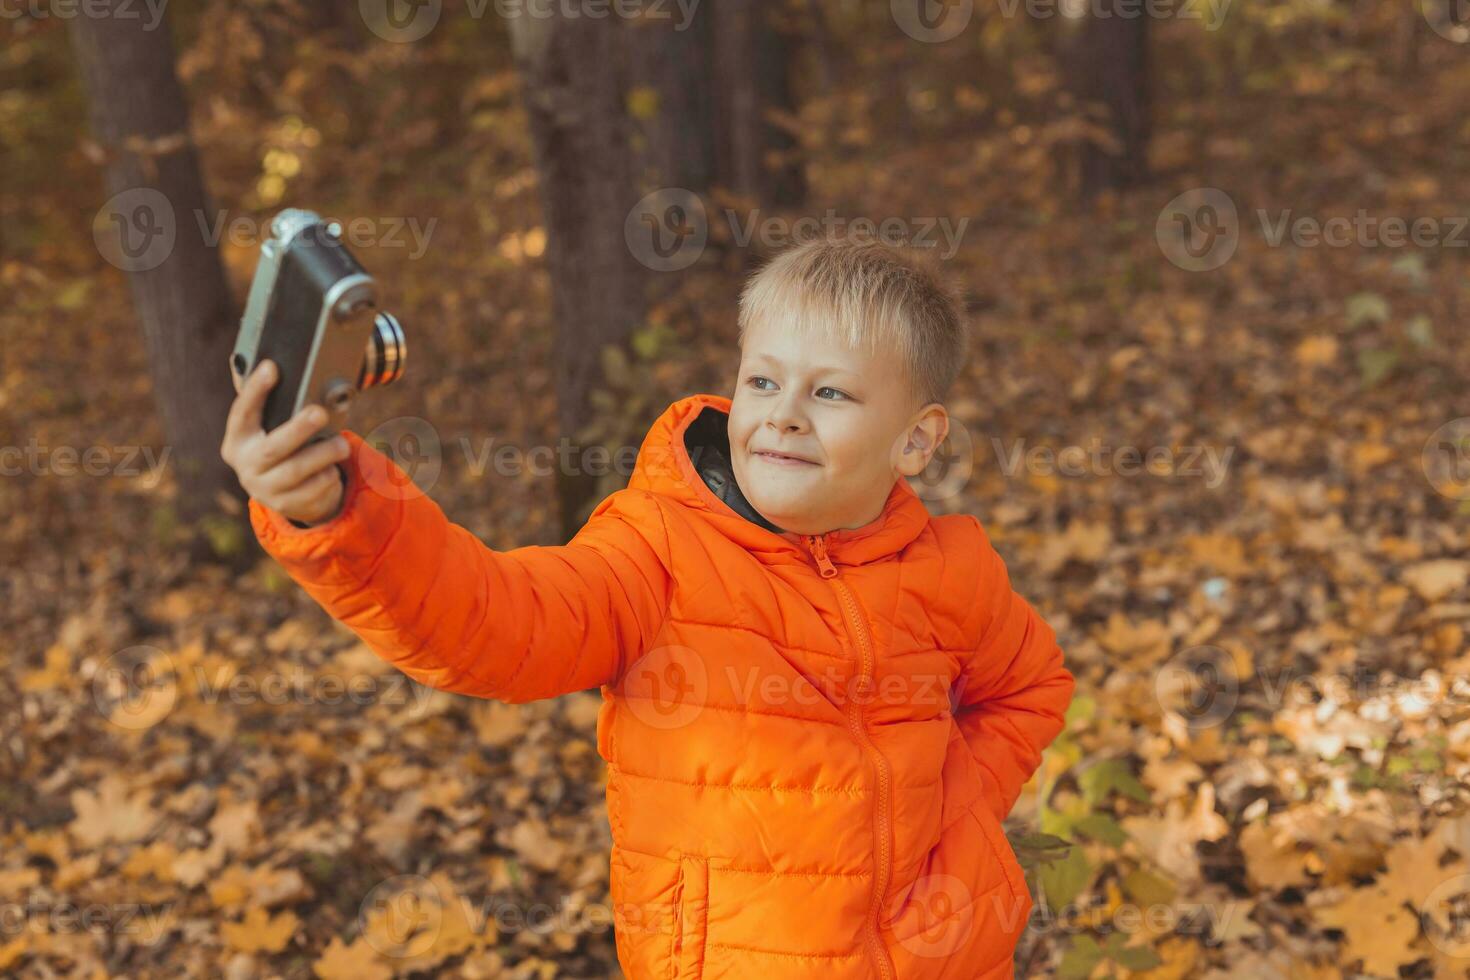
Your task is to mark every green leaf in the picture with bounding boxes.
[56,278,92,311]
[1064,694,1096,727]
[1040,839,1094,910]
[1057,934,1104,980]
[1122,867,1176,906]
[601,345,632,387]
[1391,254,1428,287]
[201,514,246,558]
[1079,759,1149,805]
[1345,292,1390,328]
[1105,932,1163,970]
[1012,833,1074,870]
[1357,348,1399,387]
[1041,791,1091,838]
[1406,315,1434,349]
[1075,812,1127,847]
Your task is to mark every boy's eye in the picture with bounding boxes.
[815,386,848,400]
[747,376,776,391]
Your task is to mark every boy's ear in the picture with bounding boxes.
[893,404,950,478]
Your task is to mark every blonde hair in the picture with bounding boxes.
[736,233,969,408]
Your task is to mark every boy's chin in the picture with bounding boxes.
[745,490,826,535]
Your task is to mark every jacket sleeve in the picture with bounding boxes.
[248,429,672,703]
[953,519,1076,822]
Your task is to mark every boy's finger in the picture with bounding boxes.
[272,465,343,522]
[225,360,277,444]
[256,403,330,469]
[257,435,348,495]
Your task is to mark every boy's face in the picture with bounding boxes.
[727,314,950,536]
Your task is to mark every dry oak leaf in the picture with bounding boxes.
[20,645,72,693]
[1093,612,1172,669]
[220,906,299,954]
[1313,885,1418,977]
[1404,561,1470,604]
[1036,520,1112,573]
[0,867,41,900]
[473,700,528,748]
[210,864,309,910]
[121,840,179,882]
[1184,533,1251,578]
[1295,336,1339,367]
[1121,784,1228,884]
[172,842,227,888]
[0,935,29,972]
[1240,819,1314,891]
[69,775,158,847]
[312,936,392,980]
[1379,834,1469,917]
[1141,757,1205,802]
[209,798,261,856]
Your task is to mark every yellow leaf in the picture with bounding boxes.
[1295,335,1339,367]
[626,86,659,120]
[1403,560,1470,603]
[313,936,392,980]
[69,775,157,848]
[20,645,72,693]
[0,935,29,971]
[1314,885,1417,977]
[221,906,299,954]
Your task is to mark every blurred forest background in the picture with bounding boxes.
[4,0,1470,976]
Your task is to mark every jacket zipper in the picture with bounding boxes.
[806,534,896,980]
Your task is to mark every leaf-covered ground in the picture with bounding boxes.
[3,3,1470,977]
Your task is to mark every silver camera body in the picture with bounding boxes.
[232,208,406,437]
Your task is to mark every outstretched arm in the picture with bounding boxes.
[250,430,672,703]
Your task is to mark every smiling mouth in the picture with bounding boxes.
[751,450,819,466]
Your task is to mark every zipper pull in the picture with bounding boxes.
[806,535,838,578]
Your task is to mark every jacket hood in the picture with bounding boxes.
[626,393,932,568]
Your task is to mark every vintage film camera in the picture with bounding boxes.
[232,209,406,437]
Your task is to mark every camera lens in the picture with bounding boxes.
[359,312,406,389]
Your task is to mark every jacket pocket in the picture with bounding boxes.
[669,853,709,980]
[973,804,1030,915]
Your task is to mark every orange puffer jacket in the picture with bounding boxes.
[250,393,1076,979]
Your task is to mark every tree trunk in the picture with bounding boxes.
[1065,12,1151,199]
[69,3,240,536]
[626,7,720,193]
[712,0,807,208]
[507,13,651,536]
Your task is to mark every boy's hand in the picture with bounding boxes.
[221,359,351,527]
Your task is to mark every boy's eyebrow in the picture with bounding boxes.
[748,351,862,379]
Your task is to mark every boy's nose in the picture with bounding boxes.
[765,397,810,433]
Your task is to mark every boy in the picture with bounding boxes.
[221,234,1076,979]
